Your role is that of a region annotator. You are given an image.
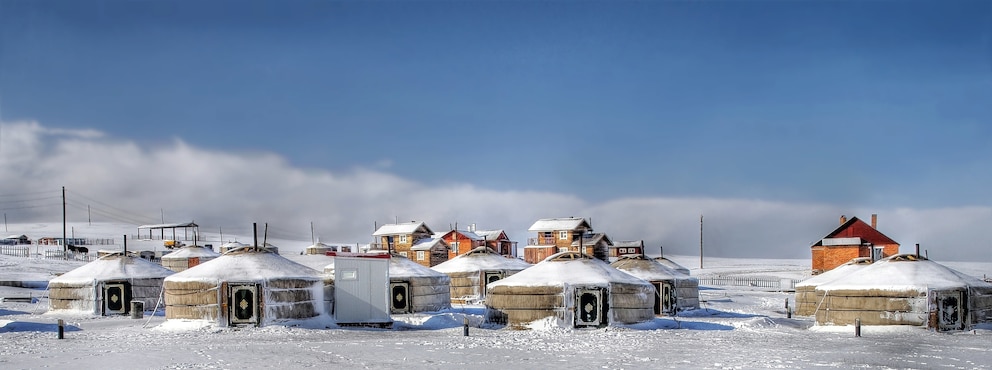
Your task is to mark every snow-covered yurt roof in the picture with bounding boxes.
[817,254,992,292]
[50,253,174,284]
[167,249,321,283]
[431,247,531,273]
[610,255,688,281]
[654,256,690,274]
[796,257,872,288]
[161,246,220,260]
[323,252,447,279]
[489,251,645,288]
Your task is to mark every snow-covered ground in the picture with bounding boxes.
[2,223,991,369]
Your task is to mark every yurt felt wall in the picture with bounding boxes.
[431,247,531,304]
[48,253,174,315]
[814,254,992,329]
[324,253,451,314]
[161,246,221,272]
[163,249,324,327]
[486,252,654,328]
[610,256,700,314]
[794,257,872,316]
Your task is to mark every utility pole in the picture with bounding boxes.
[699,214,704,269]
[62,186,67,259]
[87,205,91,225]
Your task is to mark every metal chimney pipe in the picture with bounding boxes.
[915,243,920,258]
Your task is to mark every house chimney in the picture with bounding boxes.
[840,215,847,225]
[871,214,877,229]
[916,243,920,258]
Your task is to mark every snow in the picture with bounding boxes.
[611,256,690,281]
[323,254,448,279]
[167,250,321,283]
[488,252,646,288]
[49,254,174,285]
[2,223,992,368]
[160,246,220,259]
[527,217,587,231]
[372,221,429,236]
[430,248,531,273]
[817,254,992,292]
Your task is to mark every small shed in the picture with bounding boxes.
[794,257,873,316]
[611,255,700,315]
[430,247,532,304]
[160,245,220,272]
[48,253,175,315]
[163,248,324,327]
[332,254,392,326]
[325,253,451,314]
[814,254,992,330]
[486,251,655,328]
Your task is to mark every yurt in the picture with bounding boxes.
[304,242,351,255]
[814,254,992,330]
[486,251,655,328]
[794,257,873,316]
[431,247,531,304]
[654,256,691,275]
[218,241,247,253]
[324,253,451,314]
[161,245,220,272]
[163,247,324,327]
[610,255,699,315]
[48,252,175,315]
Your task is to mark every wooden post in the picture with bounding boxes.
[699,215,703,269]
[463,316,469,336]
[57,319,64,339]
[855,318,861,337]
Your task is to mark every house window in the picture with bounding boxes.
[399,251,408,257]
[558,231,568,240]
[451,242,459,254]
[618,248,626,254]
[400,235,408,243]
[417,251,425,261]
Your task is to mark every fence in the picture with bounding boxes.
[697,276,804,291]
[0,245,30,257]
[43,249,93,262]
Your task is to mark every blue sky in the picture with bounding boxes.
[2,1,991,260]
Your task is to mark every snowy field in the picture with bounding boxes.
[2,222,991,369]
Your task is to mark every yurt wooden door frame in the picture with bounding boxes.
[102,281,132,316]
[390,282,411,314]
[228,282,261,327]
[480,271,505,299]
[574,286,606,328]
[654,281,676,316]
[931,289,966,331]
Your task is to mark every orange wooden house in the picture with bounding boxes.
[810,214,899,274]
[372,221,449,268]
[437,224,517,259]
[523,217,611,263]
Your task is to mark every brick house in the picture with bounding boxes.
[523,217,611,263]
[810,214,899,274]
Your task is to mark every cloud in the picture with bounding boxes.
[1,120,989,262]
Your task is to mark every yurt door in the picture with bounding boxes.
[936,291,965,331]
[655,282,675,315]
[390,282,411,314]
[481,271,504,299]
[574,287,605,327]
[103,281,131,315]
[229,284,260,326]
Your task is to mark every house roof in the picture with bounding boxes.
[527,217,591,232]
[811,216,898,247]
[438,230,483,241]
[431,247,531,273]
[137,222,199,230]
[487,251,649,288]
[410,238,447,251]
[612,240,643,248]
[473,229,507,240]
[571,233,611,247]
[373,221,433,236]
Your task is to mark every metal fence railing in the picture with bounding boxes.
[697,276,804,291]
[42,249,92,262]
[0,245,30,257]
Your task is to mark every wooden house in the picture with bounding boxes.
[372,221,435,257]
[438,224,517,259]
[409,237,449,268]
[810,214,899,274]
[609,240,645,262]
[523,217,596,264]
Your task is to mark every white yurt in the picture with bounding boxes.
[794,257,873,316]
[610,255,699,315]
[431,247,532,304]
[814,254,992,330]
[654,256,691,275]
[324,252,451,314]
[486,251,655,328]
[163,247,324,327]
[161,245,221,272]
[48,252,175,315]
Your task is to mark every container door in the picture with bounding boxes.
[937,291,965,331]
[390,282,410,314]
[574,287,604,327]
[103,282,131,315]
[229,284,260,326]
